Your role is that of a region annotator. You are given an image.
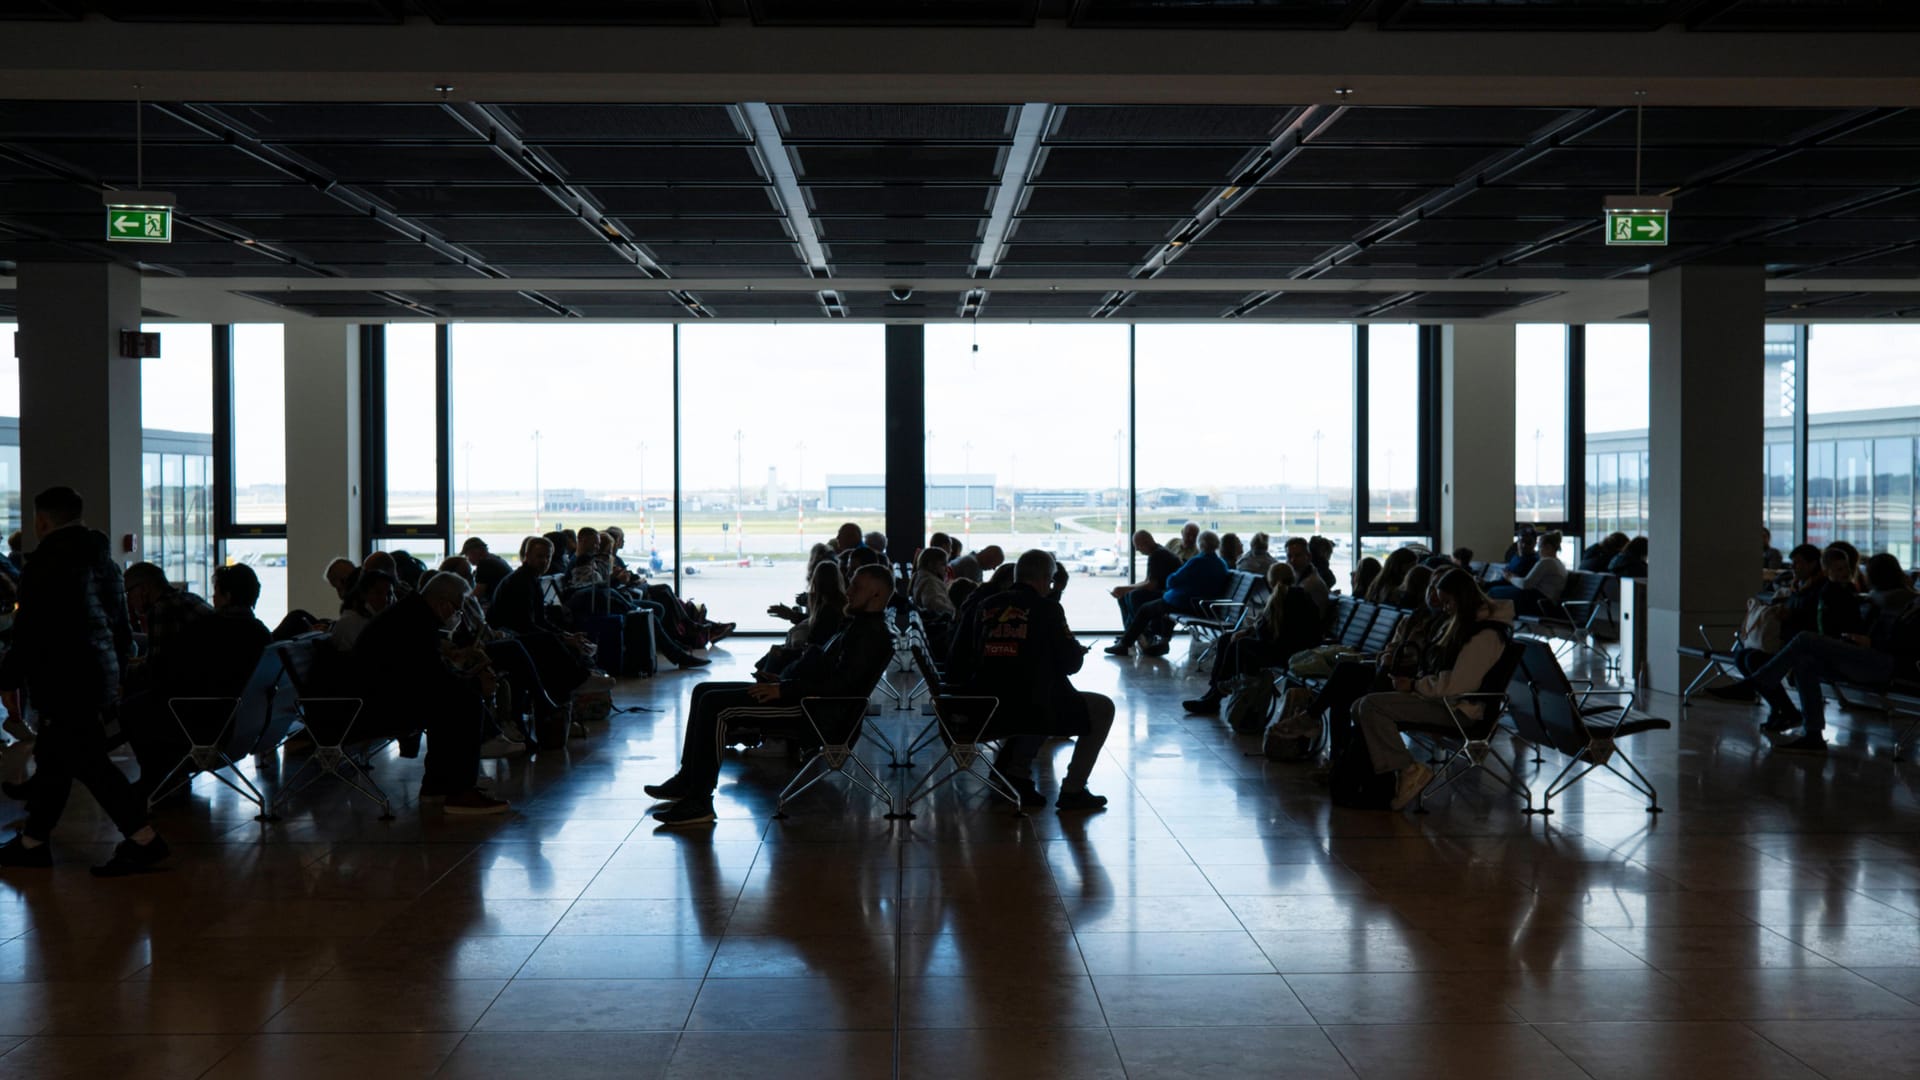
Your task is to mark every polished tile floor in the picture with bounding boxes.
[2,640,1919,1079]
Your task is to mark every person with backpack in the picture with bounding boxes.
[1715,551,1917,756]
[1349,569,1516,811]
[1183,563,1321,716]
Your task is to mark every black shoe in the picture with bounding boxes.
[1008,778,1047,809]
[0,837,50,869]
[676,656,711,669]
[1140,641,1172,658]
[1763,710,1803,734]
[654,797,716,827]
[1103,642,1132,657]
[1056,788,1109,812]
[90,836,170,878]
[1770,732,1828,755]
[643,775,695,801]
[1183,697,1221,715]
[1705,682,1759,702]
[1,777,35,802]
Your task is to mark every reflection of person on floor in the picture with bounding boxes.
[645,565,897,827]
[957,549,1114,812]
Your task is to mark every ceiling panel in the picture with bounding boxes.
[538,145,768,183]
[1049,105,1295,143]
[1033,145,1258,184]
[791,145,1006,182]
[778,105,1016,141]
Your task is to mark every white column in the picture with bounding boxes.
[1439,322,1517,563]
[1646,265,1765,692]
[283,319,362,617]
[14,262,144,560]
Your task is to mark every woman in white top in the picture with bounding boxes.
[910,547,957,618]
[1490,529,1568,616]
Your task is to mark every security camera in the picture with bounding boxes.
[889,286,913,301]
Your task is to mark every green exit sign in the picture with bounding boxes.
[1606,210,1668,246]
[107,205,172,243]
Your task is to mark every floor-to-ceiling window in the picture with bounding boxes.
[1515,324,1569,530]
[1583,324,1650,545]
[382,324,439,530]
[450,324,676,576]
[224,324,290,624]
[1762,324,1799,548]
[925,323,1130,631]
[1135,324,1357,580]
[679,324,885,631]
[141,324,216,597]
[1357,323,1429,565]
[0,322,18,538]
[1808,324,1920,562]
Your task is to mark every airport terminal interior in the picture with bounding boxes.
[4,2,1920,1077]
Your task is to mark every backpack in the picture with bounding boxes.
[1327,730,1397,810]
[1262,686,1320,761]
[1742,598,1785,653]
[1222,673,1277,735]
[1288,644,1358,680]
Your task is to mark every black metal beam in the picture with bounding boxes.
[884,323,926,561]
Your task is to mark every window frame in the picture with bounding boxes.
[1353,323,1438,553]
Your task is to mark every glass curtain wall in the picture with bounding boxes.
[924,323,1130,632]
[383,325,439,527]
[1515,324,1569,528]
[0,322,17,536]
[225,324,290,625]
[1807,324,1920,563]
[1761,324,1798,548]
[678,325,885,631]
[1583,324,1651,545]
[1135,324,1357,579]
[141,324,216,598]
[450,324,676,575]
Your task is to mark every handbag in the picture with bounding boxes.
[1741,599,1785,653]
[1263,686,1322,761]
[1222,673,1278,735]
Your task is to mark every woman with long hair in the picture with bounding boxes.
[1351,568,1514,810]
[1365,547,1420,606]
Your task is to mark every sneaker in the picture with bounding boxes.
[643,775,696,801]
[442,789,512,815]
[654,797,716,826]
[1140,640,1172,658]
[0,837,50,869]
[1705,682,1759,702]
[2,716,33,743]
[1055,788,1108,812]
[1008,778,1047,808]
[1390,762,1434,811]
[498,716,531,745]
[1103,642,1132,657]
[90,836,170,877]
[677,656,712,669]
[479,736,525,759]
[1770,732,1828,755]
[417,789,448,804]
[1182,697,1222,715]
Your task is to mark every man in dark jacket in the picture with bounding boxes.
[0,487,169,876]
[1107,530,1230,658]
[960,549,1114,810]
[645,564,897,826]
[353,572,507,814]
[461,537,514,601]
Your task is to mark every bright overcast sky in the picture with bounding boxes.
[3,318,1915,497]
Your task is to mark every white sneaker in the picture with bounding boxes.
[479,736,526,759]
[1390,762,1434,811]
[498,716,530,745]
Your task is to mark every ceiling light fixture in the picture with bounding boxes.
[1333,88,1355,99]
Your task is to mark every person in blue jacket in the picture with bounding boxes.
[1106,530,1231,658]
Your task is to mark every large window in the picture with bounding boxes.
[1515,324,1568,526]
[1807,325,1920,561]
[382,324,439,527]
[1136,324,1357,579]
[1365,324,1421,528]
[0,322,17,535]
[679,325,885,631]
[925,324,1129,631]
[1583,324,1650,544]
[450,324,675,577]
[141,324,215,597]
[226,324,290,624]
[1762,324,1798,546]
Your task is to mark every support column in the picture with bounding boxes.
[15,262,143,560]
[883,323,926,562]
[1439,323,1517,563]
[283,320,362,617]
[1647,265,1765,692]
